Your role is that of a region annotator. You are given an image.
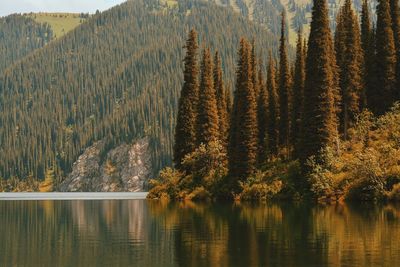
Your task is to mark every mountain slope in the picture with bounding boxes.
[0,0,281,180]
[199,0,377,44]
[0,14,53,72]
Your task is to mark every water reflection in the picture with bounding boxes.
[0,200,399,267]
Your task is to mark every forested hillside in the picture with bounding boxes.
[0,15,53,72]
[0,0,281,181]
[200,0,378,44]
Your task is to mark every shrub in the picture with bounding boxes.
[236,170,283,201]
[0,175,40,192]
[181,140,228,190]
[306,106,400,201]
[148,140,228,200]
[147,167,183,199]
[307,156,335,199]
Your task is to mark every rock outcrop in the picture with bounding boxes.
[59,138,151,192]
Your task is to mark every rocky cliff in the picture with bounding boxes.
[59,138,151,192]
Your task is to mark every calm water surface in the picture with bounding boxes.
[1,200,399,267]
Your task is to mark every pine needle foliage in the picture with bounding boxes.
[228,39,258,192]
[300,0,339,165]
[174,29,200,170]
[197,48,220,145]
[335,0,363,138]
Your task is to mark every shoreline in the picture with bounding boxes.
[0,192,148,200]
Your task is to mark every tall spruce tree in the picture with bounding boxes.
[257,59,268,164]
[300,0,339,165]
[174,29,199,169]
[267,52,280,156]
[251,41,259,99]
[278,11,292,157]
[390,0,400,100]
[214,51,229,147]
[197,48,220,145]
[292,29,306,157]
[225,85,232,122]
[375,0,396,114]
[335,0,363,138]
[228,39,258,190]
[361,0,376,110]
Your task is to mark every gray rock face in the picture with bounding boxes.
[59,138,151,192]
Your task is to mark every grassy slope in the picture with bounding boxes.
[26,13,87,38]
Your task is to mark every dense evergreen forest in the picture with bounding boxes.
[0,14,53,72]
[0,0,282,183]
[149,0,400,201]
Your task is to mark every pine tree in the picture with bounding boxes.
[278,11,292,157]
[251,41,259,99]
[228,39,258,190]
[267,52,280,156]
[335,0,363,138]
[300,0,339,165]
[197,48,220,145]
[257,59,268,164]
[375,0,396,114]
[174,29,199,169]
[292,29,306,157]
[225,85,232,122]
[390,0,400,100]
[214,51,229,147]
[361,0,376,110]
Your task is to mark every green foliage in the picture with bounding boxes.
[148,140,227,200]
[147,167,183,200]
[228,39,258,190]
[375,0,396,114]
[266,54,280,156]
[214,51,229,149]
[0,175,39,192]
[182,140,227,189]
[278,12,292,155]
[197,48,220,145]
[174,29,200,169]
[238,177,283,201]
[361,0,376,111]
[335,0,363,138]
[307,105,400,201]
[307,153,336,199]
[292,29,305,158]
[39,169,55,192]
[300,0,339,165]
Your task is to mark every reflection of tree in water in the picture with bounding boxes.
[149,201,400,267]
[1,201,400,266]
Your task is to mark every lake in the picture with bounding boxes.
[0,200,399,267]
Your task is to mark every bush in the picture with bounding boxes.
[306,105,400,201]
[147,167,183,200]
[0,175,40,192]
[307,156,335,199]
[181,140,228,191]
[235,170,284,201]
[147,140,228,200]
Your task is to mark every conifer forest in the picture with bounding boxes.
[149,0,400,201]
